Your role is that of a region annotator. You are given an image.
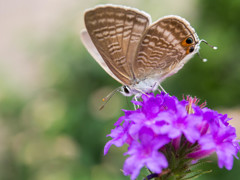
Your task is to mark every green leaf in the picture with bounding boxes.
[181,170,212,180]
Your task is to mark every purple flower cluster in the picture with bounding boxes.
[104,93,240,180]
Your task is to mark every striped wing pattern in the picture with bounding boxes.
[84,6,150,85]
[133,16,197,81]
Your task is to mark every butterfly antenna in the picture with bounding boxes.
[198,39,218,62]
[199,39,218,50]
[99,87,121,110]
[197,52,208,62]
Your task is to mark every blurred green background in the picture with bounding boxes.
[0,0,239,179]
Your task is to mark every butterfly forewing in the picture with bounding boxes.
[81,29,123,84]
[84,5,150,85]
[133,16,198,81]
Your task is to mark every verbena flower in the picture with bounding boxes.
[104,93,240,180]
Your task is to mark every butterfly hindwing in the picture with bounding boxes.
[133,16,199,82]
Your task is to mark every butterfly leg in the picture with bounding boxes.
[133,95,140,110]
[158,84,167,94]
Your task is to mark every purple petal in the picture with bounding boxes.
[217,150,234,170]
[188,149,215,159]
[123,155,143,180]
[146,151,168,173]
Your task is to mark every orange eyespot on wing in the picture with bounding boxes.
[186,46,195,54]
[182,37,194,47]
[181,37,195,54]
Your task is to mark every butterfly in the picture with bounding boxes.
[81,4,214,99]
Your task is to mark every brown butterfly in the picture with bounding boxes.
[81,4,215,98]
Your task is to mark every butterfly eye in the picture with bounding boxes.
[123,85,130,94]
[186,37,193,44]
